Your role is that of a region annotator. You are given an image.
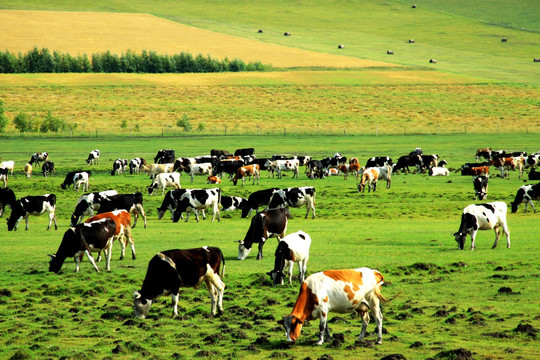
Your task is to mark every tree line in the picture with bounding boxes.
[0,47,271,73]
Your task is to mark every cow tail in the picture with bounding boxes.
[219,247,226,279]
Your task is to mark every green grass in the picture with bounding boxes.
[0,135,539,359]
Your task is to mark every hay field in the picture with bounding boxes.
[0,10,395,69]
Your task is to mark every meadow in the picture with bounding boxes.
[0,135,539,359]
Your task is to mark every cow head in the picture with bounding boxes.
[278,315,303,342]
[510,201,519,213]
[452,213,477,250]
[267,270,285,286]
[237,240,251,260]
[6,202,24,231]
[48,254,64,273]
[133,291,153,319]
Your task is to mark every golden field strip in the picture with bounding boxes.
[0,10,395,69]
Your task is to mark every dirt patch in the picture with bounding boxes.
[328,316,349,324]
[380,354,407,360]
[195,350,220,358]
[515,323,537,338]
[0,288,12,297]
[498,287,521,295]
[203,333,224,344]
[328,333,345,348]
[409,341,423,348]
[433,348,473,360]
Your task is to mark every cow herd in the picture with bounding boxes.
[0,145,539,346]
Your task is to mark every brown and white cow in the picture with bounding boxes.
[232,164,260,186]
[461,166,490,176]
[338,163,361,180]
[358,165,391,192]
[85,210,136,261]
[491,157,516,178]
[278,268,387,345]
[206,175,222,184]
[23,163,32,178]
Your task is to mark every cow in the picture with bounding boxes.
[306,160,325,179]
[232,164,260,186]
[237,207,291,260]
[338,163,361,180]
[473,175,489,201]
[97,192,147,229]
[129,157,147,175]
[0,160,15,176]
[42,161,55,177]
[73,172,89,192]
[429,166,449,176]
[358,168,378,193]
[321,155,347,169]
[265,159,300,179]
[234,148,255,157]
[70,190,118,226]
[154,149,175,164]
[475,148,492,161]
[141,163,174,180]
[392,154,422,173]
[278,268,387,345]
[23,163,32,178]
[241,188,280,218]
[206,175,221,184]
[48,218,117,273]
[172,188,221,223]
[86,149,100,165]
[187,163,213,183]
[111,159,128,176]
[214,160,244,179]
[525,154,540,168]
[133,247,225,319]
[461,166,490,176]
[510,183,540,213]
[529,168,540,180]
[491,157,516,178]
[267,231,311,286]
[220,196,247,212]
[325,168,340,177]
[210,149,233,158]
[173,157,196,173]
[0,188,16,217]
[85,210,136,261]
[6,194,58,231]
[29,152,48,167]
[0,168,7,188]
[365,156,392,168]
[269,187,316,219]
[148,172,181,196]
[421,154,439,170]
[157,189,189,220]
[61,170,91,190]
[452,202,510,250]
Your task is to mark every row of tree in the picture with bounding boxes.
[0,48,271,73]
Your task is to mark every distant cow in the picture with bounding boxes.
[211,149,232,158]
[49,218,116,273]
[85,210,136,261]
[358,165,391,192]
[7,194,58,231]
[187,163,213,182]
[278,267,387,345]
[429,166,449,176]
[172,188,221,223]
[491,157,516,178]
[141,163,174,180]
[73,172,89,192]
[206,175,221,184]
[0,160,15,176]
[23,163,32,178]
[365,156,392,168]
[129,157,147,174]
[157,189,188,220]
[29,152,48,166]
[111,159,128,176]
[452,202,510,250]
[97,192,147,229]
[220,196,247,212]
[473,175,489,201]
[0,188,16,217]
[148,172,181,196]
[0,168,7,188]
[461,166,489,176]
[529,168,540,180]
[267,231,311,286]
[61,170,91,190]
[392,154,422,173]
[475,148,492,161]
[510,183,540,213]
[232,164,260,186]
[234,148,255,157]
[42,161,55,177]
[86,150,100,165]
[338,163,361,180]
[268,186,316,219]
[214,160,244,179]
[237,207,291,260]
[134,247,225,318]
[241,188,280,218]
[265,159,300,179]
[70,190,119,226]
[306,160,325,179]
[154,149,175,164]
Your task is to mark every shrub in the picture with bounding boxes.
[0,99,8,132]
[39,111,67,133]
[176,114,192,132]
[13,113,36,133]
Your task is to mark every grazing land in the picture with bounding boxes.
[0,135,539,359]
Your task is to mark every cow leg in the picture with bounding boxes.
[491,226,501,249]
[317,312,330,345]
[501,222,511,248]
[470,231,478,250]
[171,292,179,318]
[256,242,265,260]
[124,226,136,259]
[205,279,218,316]
[372,303,383,344]
[23,216,30,231]
[74,255,83,272]
[105,240,113,271]
[358,307,371,342]
[84,250,100,272]
[528,199,536,213]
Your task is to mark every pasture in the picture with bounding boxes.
[0,135,539,359]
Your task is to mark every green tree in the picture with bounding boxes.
[13,113,36,133]
[176,114,192,132]
[0,99,8,132]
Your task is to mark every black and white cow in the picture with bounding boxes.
[157,189,188,220]
[525,154,540,168]
[452,202,510,250]
[7,194,58,231]
[147,172,181,196]
[392,154,422,173]
[0,188,16,217]
[42,161,55,177]
[29,152,48,167]
[365,156,392,168]
[61,170,91,190]
[97,192,147,229]
[0,167,7,188]
[237,207,291,260]
[241,188,280,218]
[70,190,118,226]
[321,154,347,169]
[511,183,540,213]
[187,163,213,182]
[48,218,117,273]
[473,175,489,201]
[421,154,439,170]
[129,157,147,174]
[306,160,325,179]
[111,159,128,176]
[172,188,221,223]
[134,247,225,318]
[529,168,540,180]
[267,230,311,286]
[220,196,247,212]
[235,148,255,157]
[86,149,100,165]
[154,149,176,164]
[268,186,316,219]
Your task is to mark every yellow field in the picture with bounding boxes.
[0,10,395,69]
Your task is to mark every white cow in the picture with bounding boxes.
[148,172,181,196]
[265,159,300,179]
[429,166,449,176]
[74,172,89,192]
[267,231,311,286]
[141,163,174,180]
[187,163,213,183]
[0,160,15,176]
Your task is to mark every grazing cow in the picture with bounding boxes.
[529,168,540,180]
[321,155,347,169]
[0,168,7,187]
[157,189,189,220]
[461,166,490,176]
[7,194,58,231]
[211,149,233,158]
[187,163,213,182]
[0,188,16,217]
[207,175,222,184]
[129,157,147,175]
[61,170,91,190]
[306,160,325,179]
[111,159,128,176]
[70,190,118,226]
[475,148,492,161]
[134,247,225,318]
[429,166,449,176]
[194,155,219,169]
[358,168,378,193]
[338,163,361,180]
[235,148,255,157]
[421,154,439,169]
[473,175,489,201]
[86,149,100,165]
[511,183,540,213]
[97,192,147,229]
[29,152,48,166]
[452,202,510,250]
[267,231,311,286]
[42,161,55,177]
[85,210,136,260]
[278,268,387,345]
[269,187,316,219]
[265,159,300,179]
[365,156,392,168]
[141,163,174,180]
[241,188,280,218]
[48,218,117,273]
[0,160,15,176]
[491,157,516,177]
[73,172,89,192]
[173,157,195,173]
[172,188,221,223]
[220,196,247,212]
[23,163,32,178]
[154,149,176,164]
[237,207,291,260]
[232,164,260,186]
[392,154,422,173]
[214,159,244,179]
[148,172,181,196]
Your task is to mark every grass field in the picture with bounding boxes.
[0,135,539,359]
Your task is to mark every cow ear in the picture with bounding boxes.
[134,291,141,299]
[277,318,284,326]
[47,254,56,258]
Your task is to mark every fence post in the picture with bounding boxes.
[343,128,347,136]
[95,129,98,138]
[224,125,227,136]
[257,124,260,136]
[317,124,319,136]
